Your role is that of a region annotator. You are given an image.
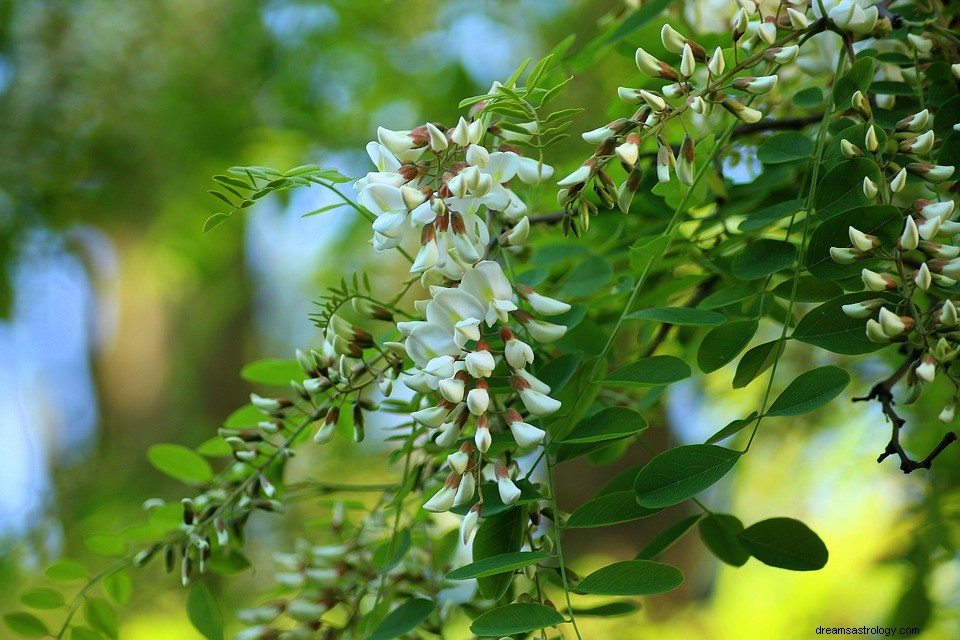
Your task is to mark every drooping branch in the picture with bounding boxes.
[853,351,958,473]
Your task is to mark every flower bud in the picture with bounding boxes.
[787,7,809,29]
[764,45,799,63]
[635,47,663,76]
[474,415,492,452]
[757,22,777,44]
[916,200,955,221]
[907,34,932,54]
[842,298,884,318]
[862,268,897,291]
[890,167,907,192]
[840,139,862,159]
[862,176,878,199]
[447,442,473,475]
[918,216,943,241]
[915,262,932,290]
[900,217,920,251]
[939,399,956,424]
[494,461,521,505]
[661,24,687,53]
[639,89,666,111]
[680,43,696,77]
[907,163,955,182]
[505,408,546,448]
[557,163,591,187]
[851,90,872,119]
[733,75,778,94]
[676,135,695,186]
[830,247,860,264]
[721,98,762,123]
[466,381,490,416]
[865,319,889,343]
[708,47,725,76]
[900,130,935,156]
[461,504,481,544]
[435,421,462,449]
[915,355,936,383]
[423,473,461,512]
[454,471,476,506]
[865,126,879,153]
[941,300,958,327]
[657,144,675,182]
[425,122,448,151]
[878,307,908,336]
[896,109,930,132]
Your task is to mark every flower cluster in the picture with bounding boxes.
[830,74,959,419]
[555,1,820,229]
[355,112,552,280]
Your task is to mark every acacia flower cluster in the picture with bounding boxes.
[348,116,571,541]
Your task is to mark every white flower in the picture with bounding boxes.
[557,164,591,187]
[517,387,561,416]
[439,377,466,403]
[424,475,460,512]
[435,421,462,448]
[412,405,451,428]
[461,504,481,544]
[466,385,490,415]
[454,472,475,506]
[516,157,554,184]
[516,285,571,315]
[405,323,460,368]
[494,462,521,505]
[516,313,567,343]
[916,356,936,383]
[506,409,545,448]
[465,349,496,378]
[504,336,535,369]
[474,417,492,452]
[460,261,518,325]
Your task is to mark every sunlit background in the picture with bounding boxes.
[1,0,958,638]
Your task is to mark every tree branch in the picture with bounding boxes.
[853,352,958,473]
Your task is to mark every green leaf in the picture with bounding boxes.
[446,551,552,580]
[470,602,565,637]
[601,355,691,386]
[699,514,750,567]
[571,602,638,617]
[814,158,881,220]
[147,444,214,484]
[705,412,759,445]
[565,491,662,529]
[697,320,758,373]
[766,366,850,417]
[793,291,897,355]
[738,199,804,232]
[628,307,725,326]
[733,340,781,388]
[833,57,875,107]
[793,87,824,107]
[84,598,118,639]
[71,628,103,640]
[697,285,757,310]
[83,534,126,558]
[3,612,49,637]
[561,256,612,296]
[605,0,673,43]
[368,599,434,640]
[208,550,252,575]
[104,571,133,606]
[575,560,684,595]
[195,437,232,458]
[738,517,828,571]
[202,213,231,233]
[222,403,264,428]
[757,132,813,164]
[635,515,703,560]
[771,276,842,303]
[44,559,88,582]
[473,509,525,600]
[20,587,64,610]
[635,445,741,508]
[731,240,796,281]
[560,407,647,444]
[240,359,304,386]
[806,204,902,280]
[187,582,224,640]
[372,528,412,574]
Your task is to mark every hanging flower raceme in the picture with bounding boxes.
[394,259,567,522]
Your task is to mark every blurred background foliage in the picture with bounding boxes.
[0,0,957,638]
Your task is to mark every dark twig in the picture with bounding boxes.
[853,352,958,473]
[731,114,824,138]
